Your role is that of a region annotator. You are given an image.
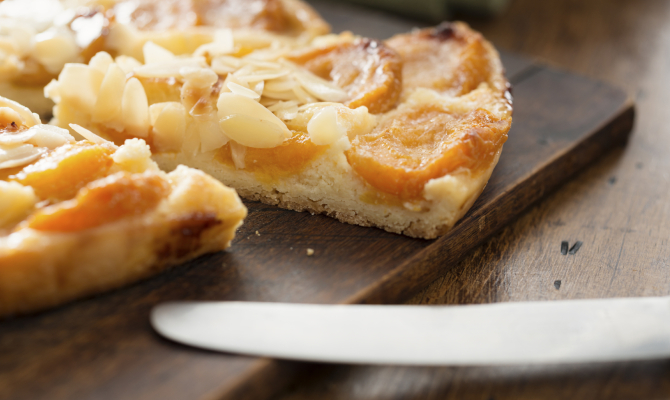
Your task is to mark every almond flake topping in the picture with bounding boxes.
[0,98,74,171]
[46,36,376,156]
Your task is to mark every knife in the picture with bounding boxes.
[151,297,670,365]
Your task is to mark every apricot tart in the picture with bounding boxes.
[0,96,247,317]
[47,22,512,239]
[0,0,329,115]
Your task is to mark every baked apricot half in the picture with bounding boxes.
[386,22,508,97]
[12,141,116,202]
[288,38,403,114]
[347,105,510,199]
[345,22,511,200]
[26,171,170,232]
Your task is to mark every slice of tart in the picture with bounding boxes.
[0,96,247,317]
[0,0,329,115]
[47,22,512,239]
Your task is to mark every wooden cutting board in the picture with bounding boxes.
[0,17,634,400]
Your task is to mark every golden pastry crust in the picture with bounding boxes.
[0,97,246,317]
[48,22,511,239]
[0,167,246,317]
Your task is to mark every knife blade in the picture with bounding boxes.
[151,297,670,365]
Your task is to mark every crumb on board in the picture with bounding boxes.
[306,248,315,256]
[255,230,260,236]
[568,241,583,255]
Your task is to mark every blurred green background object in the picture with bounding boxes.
[339,0,510,21]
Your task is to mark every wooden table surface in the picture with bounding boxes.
[273,1,670,399]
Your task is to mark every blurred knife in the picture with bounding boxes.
[151,297,670,365]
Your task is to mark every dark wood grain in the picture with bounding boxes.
[0,2,638,400]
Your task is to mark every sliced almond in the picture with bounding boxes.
[243,47,290,62]
[133,57,207,78]
[259,98,279,108]
[0,107,24,126]
[232,64,258,79]
[223,74,249,91]
[268,100,300,120]
[32,27,78,74]
[151,102,186,152]
[227,81,260,100]
[267,100,300,112]
[292,85,317,104]
[265,77,298,92]
[213,28,235,52]
[70,124,109,144]
[243,59,283,69]
[0,124,72,148]
[262,89,299,101]
[56,64,105,116]
[217,92,290,146]
[211,55,243,72]
[197,117,229,153]
[44,79,61,103]
[252,80,264,97]
[115,55,142,74]
[180,67,218,89]
[293,69,348,102]
[0,144,45,169]
[0,22,35,58]
[0,97,40,127]
[93,63,126,123]
[241,69,290,82]
[232,30,278,50]
[27,125,74,148]
[219,114,287,149]
[275,106,299,121]
[88,51,114,74]
[121,77,150,138]
[210,58,237,75]
[194,28,234,57]
[143,41,176,64]
[307,106,347,145]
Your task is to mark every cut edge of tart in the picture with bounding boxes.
[0,96,247,317]
[47,21,512,239]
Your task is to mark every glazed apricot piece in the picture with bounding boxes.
[12,141,115,202]
[26,172,170,232]
[346,107,510,199]
[288,39,402,114]
[386,22,507,97]
[217,130,327,181]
